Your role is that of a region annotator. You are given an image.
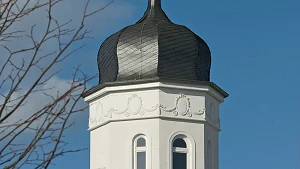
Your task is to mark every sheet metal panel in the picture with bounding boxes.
[97,0,211,83]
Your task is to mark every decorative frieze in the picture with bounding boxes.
[159,94,205,117]
[89,101,103,125]
[89,94,159,125]
[89,94,210,126]
[107,94,159,118]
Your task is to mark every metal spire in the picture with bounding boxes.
[137,0,170,23]
[149,0,161,8]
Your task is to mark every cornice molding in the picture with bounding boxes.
[83,78,228,102]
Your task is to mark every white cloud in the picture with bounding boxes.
[0,76,71,126]
[1,0,134,124]
[0,1,134,166]
[0,75,91,168]
[0,0,134,68]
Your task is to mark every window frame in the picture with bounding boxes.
[133,135,148,169]
[172,138,188,169]
[169,132,195,169]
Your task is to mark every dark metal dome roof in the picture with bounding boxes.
[97,0,211,83]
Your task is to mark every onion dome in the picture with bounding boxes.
[97,0,211,83]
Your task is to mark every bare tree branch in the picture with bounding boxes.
[0,0,110,168]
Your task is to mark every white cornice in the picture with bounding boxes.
[84,81,225,103]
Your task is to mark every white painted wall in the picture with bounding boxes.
[90,119,160,169]
[85,81,226,169]
[158,119,205,169]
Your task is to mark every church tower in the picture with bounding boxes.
[83,0,228,169]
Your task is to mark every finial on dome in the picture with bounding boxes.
[149,0,161,8]
[137,0,169,23]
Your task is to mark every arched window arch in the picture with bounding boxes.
[207,140,213,169]
[134,135,147,169]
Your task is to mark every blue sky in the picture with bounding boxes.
[47,0,300,168]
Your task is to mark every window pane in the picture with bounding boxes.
[173,152,187,169]
[173,138,187,148]
[137,138,146,147]
[137,152,146,169]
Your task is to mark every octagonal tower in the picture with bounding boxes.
[83,1,228,169]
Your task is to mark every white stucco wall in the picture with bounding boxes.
[90,119,160,169]
[158,119,205,169]
[85,81,226,169]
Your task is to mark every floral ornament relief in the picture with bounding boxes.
[106,94,159,118]
[89,101,104,124]
[160,94,206,117]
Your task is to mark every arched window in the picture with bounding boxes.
[169,132,195,169]
[134,136,147,169]
[172,138,188,169]
[207,140,213,169]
